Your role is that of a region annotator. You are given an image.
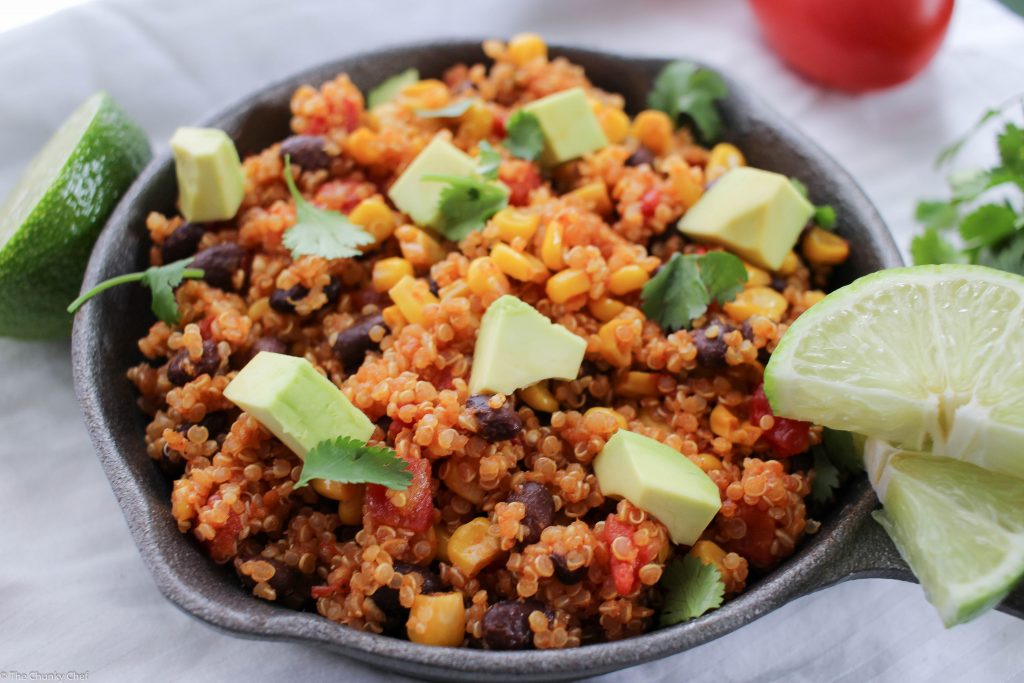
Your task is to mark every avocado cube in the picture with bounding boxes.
[468,295,586,395]
[522,87,608,164]
[223,352,374,459]
[677,167,814,271]
[367,68,419,109]
[594,430,721,545]
[388,136,477,227]
[170,127,245,223]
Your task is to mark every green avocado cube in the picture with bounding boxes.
[677,166,814,271]
[522,87,608,164]
[170,127,245,223]
[223,352,374,459]
[594,430,721,545]
[469,295,586,395]
[367,68,419,109]
[388,135,477,227]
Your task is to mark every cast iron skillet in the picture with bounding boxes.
[71,41,1024,682]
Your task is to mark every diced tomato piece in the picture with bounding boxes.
[750,384,811,457]
[198,314,216,340]
[499,161,542,207]
[366,456,433,532]
[726,504,777,569]
[640,189,661,218]
[314,180,374,213]
[311,584,337,599]
[340,97,361,133]
[203,508,243,563]
[603,515,656,596]
[492,110,508,138]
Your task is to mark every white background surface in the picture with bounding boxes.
[2,1,1023,681]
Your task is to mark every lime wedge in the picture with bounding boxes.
[764,265,1024,479]
[0,92,151,339]
[871,451,1024,626]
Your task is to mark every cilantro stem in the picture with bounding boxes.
[67,268,204,314]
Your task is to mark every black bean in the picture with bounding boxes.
[625,146,656,168]
[323,277,342,305]
[770,275,788,292]
[692,326,729,368]
[376,415,394,435]
[279,135,331,171]
[351,288,389,311]
[269,284,309,313]
[374,562,444,635]
[166,339,221,386]
[466,394,523,442]
[506,482,554,545]
[551,554,587,585]
[250,335,288,356]
[427,277,440,297]
[161,222,205,263]
[332,313,388,372]
[199,411,233,439]
[482,600,545,650]
[157,443,185,479]
[266,559,315,610]
[191,243,245,290]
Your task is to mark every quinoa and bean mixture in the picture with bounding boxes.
[127,35,850,649]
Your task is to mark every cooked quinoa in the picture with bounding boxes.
[127,34,847,649]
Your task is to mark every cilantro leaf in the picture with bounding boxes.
[641,252,747,332]
[296,436,412,490]
[949,167,996,203]
[281,157,375,260]
[978,231,1024,275]
[821,428,865,474]
[814,205,838,230]
[659,555,725,626]
[959,203,1019,248]
[911,227,962,266]
[66,257,204,325]
[425,174,509,241]
[476,140,502,180]
[504,110,545,162]
[416,99,476,119]
[997,122,1024,176]
[811,446,842,504]
[915,200,959,231]
[648,60,728,142]
[936,106,1006,168]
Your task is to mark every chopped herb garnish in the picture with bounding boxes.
[66,257,204,325]
[640,251,747,332]
[810,446,842,504]
[296,435,412,490]
[810,429,864,504]
[791,177,838,230]
[476,140,502,180]
[416,99,476,119]
[424,174,509,241]
[504,110,545,161]
[281,156,375,260]
[659,555,725,627]
[648,60,728,143]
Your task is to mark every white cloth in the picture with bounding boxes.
[2,1,1023,681]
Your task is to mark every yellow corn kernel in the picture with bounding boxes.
[395,225,446,268]
[566,181,612,216]
[588,296,626,322]
[598,319,632,367]
[546,268,590,303]
[388,275,438,325]
[312,478,360,501]
[466,256,511,297]
[439,279,471,301]
[382,304,405,328]
[372,257,415,293]
[399,79,449,110]
[441,462,486,505]
[704,143,745,183]
[337,486,365,525]
[447,517,502,577]
[803,290,826,308]
[616,371,660,398]
[541,220,565,270]
[492,208,540,242]
[349,196,397,244]
[723,286,789,323]
[776,250,800,276]
[607,265,650,296]
[694,454,723,473]
[491,243,548,282]
[519,381,559,413]
[585,406,628,431]
[507,32,547,66]
[344,127,382,166]
[435,525,452,564]
[689,540,727,574]
[669,162,704,209]
[406,593,466,647]
[459,104,493,141]
[632,110,674,155]
[710,404,739,439]
[597,107,631,145]
[743,262,771,288]
[802,227,850,266]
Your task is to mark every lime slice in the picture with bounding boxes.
[871,451,1024,626]
[764,265,1024,479]
[0,92,151,339]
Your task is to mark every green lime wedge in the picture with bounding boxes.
[764,265,1024,479]
[871,451,1024,626]
[0,92,151,339]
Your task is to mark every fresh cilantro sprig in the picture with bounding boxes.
[424,174,509,241]
[296,435,412,490]
[281,156,375,260]
[641,251,747,332]
[809,429,864,504]
[659,555,725,626]
[648,61,728,143]
[504,110,545,161]
[416,99,476,119]
[67,257,204,325]
[476,140,502,180]
[790,178,838,230]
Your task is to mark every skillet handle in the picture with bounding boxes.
[806,504,1024,620]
